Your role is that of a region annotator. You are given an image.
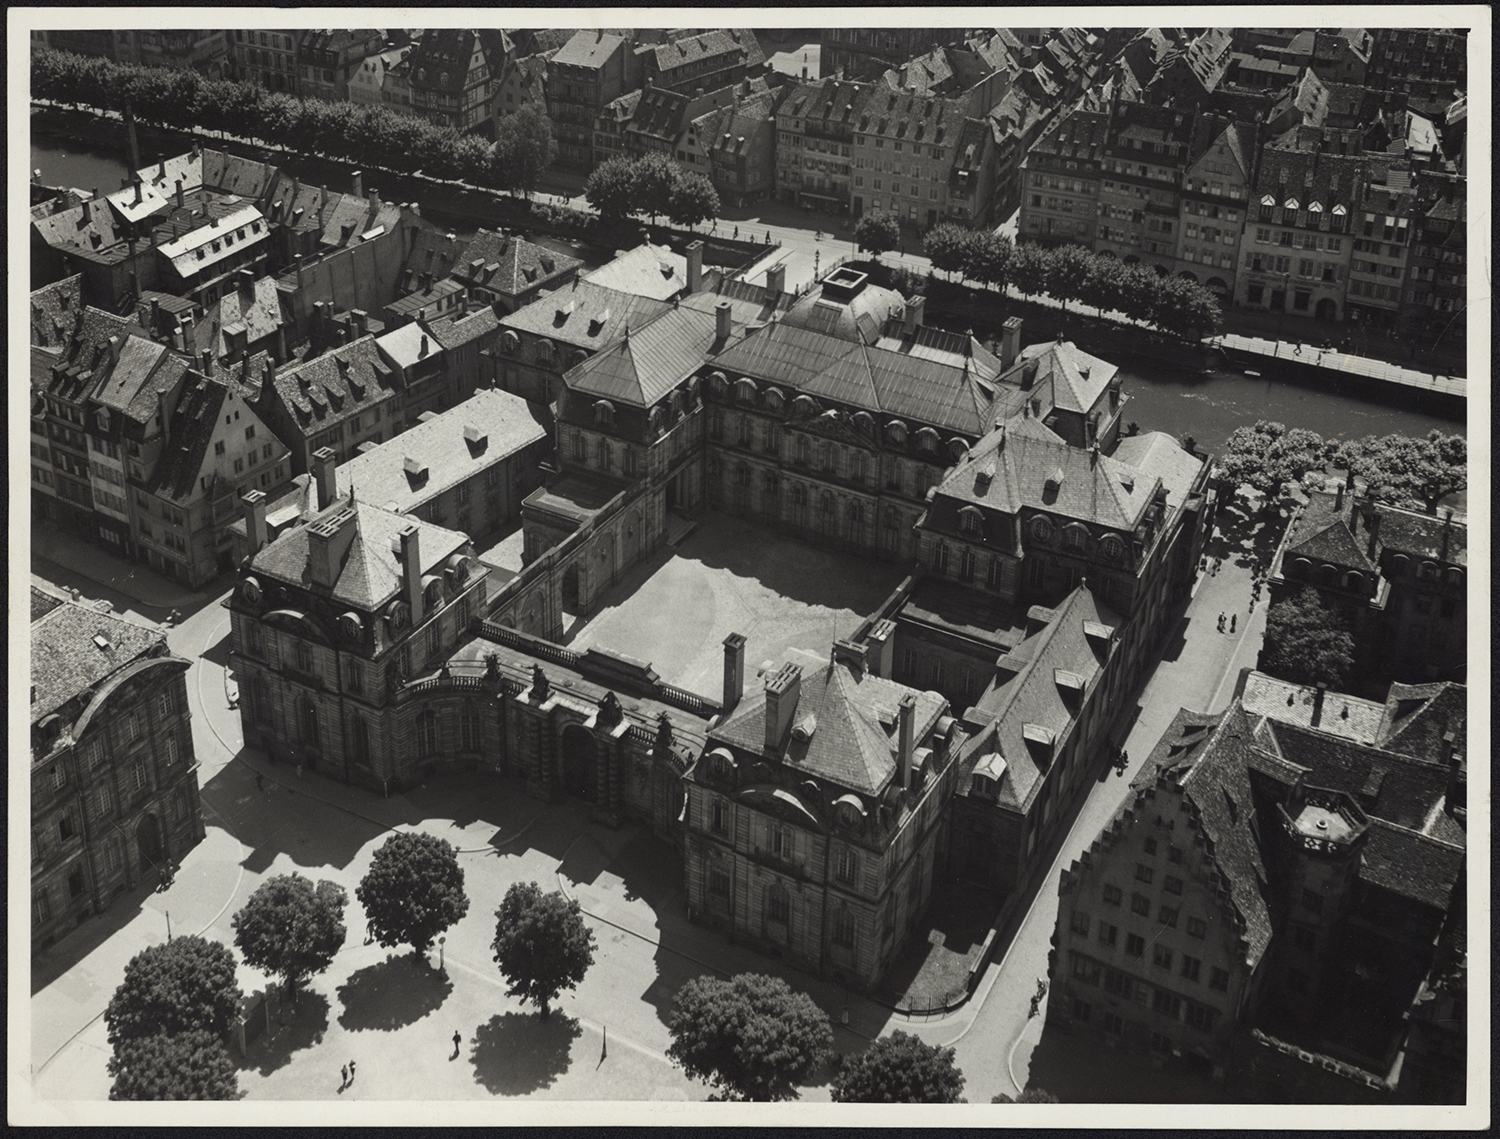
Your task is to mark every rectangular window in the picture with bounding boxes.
[1180,955,1201,982]
[1071,955,1102,985]
[710,798,728,835]
[1132,893,1151,916]
[163,734,178,767]
[1185,1003,1218,1032]
[1102,884,1122,905]
[767,887,790,923]
[1135,864,1153,884]
[1209,967,1229,992]
[1102,1011,1125,1036]
[1126,933,1145,958]
[1167,846,1182,864]
[1071,910,1090,937]
[835,845,858,884]
[1159,906,1178,928]
[133,765,147,793]
[1186,916,1207,939]
[1097,922,1118,948]
[708,867,729,896]
[1153,945,1173,970]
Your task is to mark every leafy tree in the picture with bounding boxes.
[831,1030,966,1103]
[1332,430,1467,515]
[1216,421,1331,496]
[1046,244,1094,314]
[356,832,470,956]
[1116,264,1164,325]
[1078,255,1125,317]
[1260,587,1356,689]
[966,230,1013,292]
[105,936,243,1048]
[231,873,348,1001]
[108,1029,240,1101]
[854,209,902,258]
[667,171,721,228]
[498,104,558,195]
[922,223,976,278]
[1007,241,1050,300]
[586,155,640,222]
[666,973,834,1101]
[632,151,681,225]
[993,1086,1060,1103]
[491,881,597,1019]
[1153,275,1222,339]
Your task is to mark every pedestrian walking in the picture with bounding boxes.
[341,1064,348,1088]
[1230,614,1237,633]
[348,1060,356,1083]
[733,225,738,238]
[453,1030,462,1058]
[296,763,304,779]
[1217,612,1225,633]
[365,919,374,945]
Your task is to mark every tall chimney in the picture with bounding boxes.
[686,239,704,294]
[370,187,380,212]
[763,662,802,752]
[199,348,213,375]
[351,170,363,199]
[108,335,122,364]
[715,301,732,342]
[898,692,917,790]
[241,488,268,556]
[1366,508,1382,557]
[1442,730,1463,816]
[766,263,787,303]
[175,178,184,210]
[903,294,925,335]
[722,633,746,711]
[156,388,171,445]
[1335,482,1344,510]
[312,445,338,510]
[1312,682,1327,727]
[1001,315,1023,370]
[398,522,423,622]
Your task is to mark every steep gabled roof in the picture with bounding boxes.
[499,279,673,349]
[1377,681,1467,763]
[30,275,86,349]
[190,276,285,358]
[269,335,397,438]
[31,600,165,724]
[553,29,626,70]
[582,243,689,301]
[147,372,234,503]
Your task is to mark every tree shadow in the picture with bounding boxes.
[469,1010,582,1096]
[238,990,330,1076]
[336,954,453,1033]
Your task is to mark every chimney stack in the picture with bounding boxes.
[398,522,423,622]
[903,294,925,335]
[199,348,213,375]
[108,335,122,364]
[352,170,363,199]
[1441,729,1463,816]
[1366,508,1382,557]
[370,187,380,212]
[763,662,803,752]
[1001,315,1023,370]
[898,692,917,790]
[156,387,171,444]
[241,488,268,556]
[150,297,161,337]
[722,633,746,711]
[1312,682,1327,727]
[715,301,732,342]
[766,262,787,304]
[686,239,703,294]
[312,446,339,510]
[352,309,368,338]
[1335,482,1344,510]
[175,179,184,210]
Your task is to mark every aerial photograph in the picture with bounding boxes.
[15,6,1485,1126]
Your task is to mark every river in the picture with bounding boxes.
[29,136,1466,457]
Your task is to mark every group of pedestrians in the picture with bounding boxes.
[338,1059,356,1091]
[1216,611,1238,635]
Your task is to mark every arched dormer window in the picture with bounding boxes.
[734,378,756,405]
[1030,515,1053,544]
[959,506,983,535]
[886,419,908,445]
[915,426,939,453]
[593,399,615,426]
[534,338,554,363]
[1100,534,1124,561]
[1063,523,1089,552]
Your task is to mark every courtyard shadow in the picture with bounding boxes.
[336,954,453,1033]
[238,990,330,1076]
[469,1010,582,1095]
[1025,1017,1227,1104]
[30,875,158,995]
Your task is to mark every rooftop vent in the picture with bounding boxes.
[92,633,113,652]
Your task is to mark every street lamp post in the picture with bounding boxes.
[438,936,446,971]
[166,910,172,942]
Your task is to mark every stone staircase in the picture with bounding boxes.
[665,511,698,548]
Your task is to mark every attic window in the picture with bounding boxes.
[1083,620,1115,643]
[1054,669,1086,691]
[92,633,113,651]
[1022,723,1055,747]
[792,713,818,742]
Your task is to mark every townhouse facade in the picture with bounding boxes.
[229,28,300,93]
[1345,162,1416,332]
[850,86,973,228]
[548,30,642,169]
[1174,118,1255,298]
[1093,101,1196,274]
[400,29,512,134]
[775,79,863,215]
[297,29,385,103]
[1019,108,1107,246]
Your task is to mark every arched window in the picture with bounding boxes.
[916,427,939,453]
[416,709,437,758]
[1030,516,1053,544]
[960,506,982,535]
[1064,524,1089,552]
[460,701,481,751]
[593,399,615,426]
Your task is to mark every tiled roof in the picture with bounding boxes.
[30,275,85,349]
[403,29,489,93]
[779,277,905,344]
[31,600,164,724]
[439,230,581,298]
[1359,819,1463,909]
[1281,492,1377,572]
[582,243,689,301]
[44,308,145,405]
[965,587,1119,809]
[1109,432,1206,512]
[200,150,280,199]
[428,305,500,351]
[93,334,191,424]
[554,30,626,70]
[565,303,740,407]
[269,336,398,439]
[249,499,469,610]
[190,276,285,358]
[160,205,270,278]
[1377,681,1466,763]
[709,658,946,796]
[1008,339,1115,415]
[31,586,65,624]
[299,28,384,58]
[1375,502,1467,567]
[640,30,747,73]
[31,195,134,262]
[1240,671,1386,744]
[780,79,870,126]
[499,279,672,349]
[147,372,233,503]
[335,389,548,515]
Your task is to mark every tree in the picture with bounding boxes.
[993,1086,1060,1103]
[666,973,834,1101]
[105,936,243,1048]
[1260,587,1356,689]
[1216,421,1331,496]
[585,155,640,222]
[232,873,348,1001]
[922,223,976,278]
[831,1030,966,1103]
[1117,264,1164,325]
[632,151,681,225]
[667,171,721,228]
[355,831,470,956]
[1153,274,1223,339]
[1007,241,1050,300]
[854,209,902,259]
[108,1029,239,1101]
[1046,244,1094,314]
[966,230,1013,292]
[1333,430,1467,514]
[490,881,597,1019]
[499,104,558,196]
[1078,255,1125,317]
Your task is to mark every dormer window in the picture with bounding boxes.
[959,506,983,535]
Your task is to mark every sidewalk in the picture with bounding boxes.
[31,524,216,617]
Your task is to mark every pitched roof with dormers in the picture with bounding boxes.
[564,302,744,408]
[1109,433,1207,512]
[1004,339,1117,416]
[188,276,285,359]
[268,336,398,439]
[30,275,86,349]
[249,498,469,611]
[499,279,673,351]
[554,29,627,71]
[31,195,135,264]
[147,372,241,504]
[1280,491,1376,571]
[583,243,689,301]
[44,308,147,405]
[402,29,494,94]
[1377,681,1466,763]
[709,658,947,796]
[31,600,165,724]
[1240,671,1387,744]
[92,334,195,425]
[639,30,748,76]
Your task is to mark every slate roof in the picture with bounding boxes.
[554,30,626,70]
[779,79,869,128]
[500,279,673,352]
[93,334,194,424]
[432,230,581,298]
[31,195,134,263]
[31,587,65,624]
[965,587,1120,809]
[1005,339,1116,415]
[1377,681,1467,763]
[1375,503,1467,567]
[30,275,86,349]
[640,30,748,75]
[44,308,146,405]
[855,84,970,143]
[189,276,285,358]
[428,305,501,351]
[1281,491,1377,572]
[1109,433,1206,511]
[929,415,1157,532]
[709,659,946,796]
[31,600,165,724]
[565,303,742,407]
[583,243,690,301]
[269,336,398,439]
[147,372,234,503]
[874,322,1003,373]
[200,150,280,199]
[249,499,469,610]
[403,29,498,93]
[1359,819,1464,909]
[1240,671,1386,744]
[159,205,270,279]
[778,278,905,344]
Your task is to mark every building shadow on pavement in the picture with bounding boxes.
[336,954,453,1033]
[875,880,1003,1012]
[1025,1018,1228,1103]
[469,1010,582,1095]
[239,990,330,1076]
[29,874,161,995]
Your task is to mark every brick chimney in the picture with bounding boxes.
[352,309,368,338]
[241,488,268,556]
[902,294,925,334]
[898,692,917,790]
[307,507,357,589]
[763,662,802,752]
[175,178,184,209]
[352,170,363,199]
[766,263,787,304]
[397,522,423,621]
[686,239,703,294]
[1365,507,1382,557]
[1312,682,1327,727]
[108,335,122,364]
[716,301,732,342]
[311,446,339,510]
[722,633,746,711]
[1001,315,1023,370]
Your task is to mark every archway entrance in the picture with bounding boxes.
[562,564,580,608]
[1315,297,1338,321]
[560,723,598,802]
[136,813,164,872]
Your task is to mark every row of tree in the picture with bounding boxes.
[1215,422,1467,514]
[30,48,557,194]
[584,152,721,230]
[920,223,1224,341]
